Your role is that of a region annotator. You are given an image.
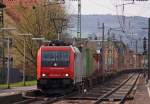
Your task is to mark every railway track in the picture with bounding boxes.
[12,95,62,104]
[11,73,140,104]
[53,74,140,104]
[94,74,139,104]
[12,89,78,104]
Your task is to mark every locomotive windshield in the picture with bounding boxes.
[42,51,70,67]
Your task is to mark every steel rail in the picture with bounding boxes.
[12,90,60,104]
[119,74,140,104]
[61,74,130,102]
[13,94,67,104]
[13,98,38,104]
[12,88,78,104]
[13,91,44,104]
[41,96,64,104]
[41,91,78,104]
[94,74,135,104]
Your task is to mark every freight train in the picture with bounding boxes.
[37,40,144,94]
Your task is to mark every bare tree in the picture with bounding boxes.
[5,2,68,75]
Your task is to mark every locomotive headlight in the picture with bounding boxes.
[42,73,46,77]
[65,73,69,77]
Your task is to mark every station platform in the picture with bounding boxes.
[0,86,36,96]
[132,75,150,104]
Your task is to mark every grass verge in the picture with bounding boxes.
[0,80,37,89]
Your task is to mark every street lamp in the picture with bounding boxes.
[43,40,51,45]
[32,37,45,47]
[43,40,51,43]
[32,37,45,40]
[0,27,16,31]
[0,27,16,88]
[18,33,32,86]
[0,3,6,76]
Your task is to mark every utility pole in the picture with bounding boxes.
[77,0,82,91]
[1,27,16,88]
[120,35,122,42]
[18,33,32,86]
[7,36,10,88]
[116,1,134,32]
[148,18,150,82]
[102,23,105,82]
[77,0,81,40]
[135,39,138,53]
[0,2,6,72]
[97,23,105,81]
[143,37,147,70]
[135,39,138,69]
[107,29,110,40]
[142,18,150,83]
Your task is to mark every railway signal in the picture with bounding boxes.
[142,18,150,83]
[143,37,147,54]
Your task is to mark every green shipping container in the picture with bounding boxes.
[82,48,95,78]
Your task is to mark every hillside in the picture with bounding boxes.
[69,14,148,53]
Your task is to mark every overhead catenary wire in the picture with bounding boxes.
[115,0,136,33]
[67,0,149,38]
[113,0,126,33]
[87,0,116,12]
[134,1,150,17]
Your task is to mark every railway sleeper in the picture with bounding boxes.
[101,96,134,102]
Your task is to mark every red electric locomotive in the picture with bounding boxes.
[37,41,83,94]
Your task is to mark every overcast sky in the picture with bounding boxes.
[65,0,150,17]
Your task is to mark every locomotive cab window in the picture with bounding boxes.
[42,51,70,67]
